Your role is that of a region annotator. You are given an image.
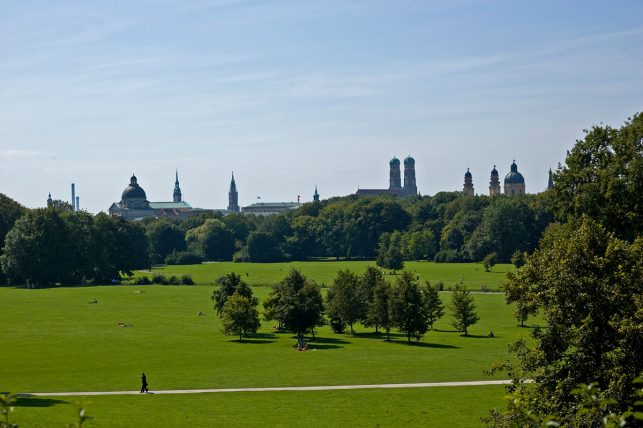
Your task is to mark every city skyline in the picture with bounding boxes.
[1,0,642,213]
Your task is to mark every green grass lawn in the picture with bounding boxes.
[0,271,530,427]
[135,260,513,290]
[11,385,507,427]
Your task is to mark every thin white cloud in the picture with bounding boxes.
[0,150,41,159]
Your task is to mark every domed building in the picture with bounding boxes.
[120,175,150,210]
[109,173,197,220]
[503,161,526,196]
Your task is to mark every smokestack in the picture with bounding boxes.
[76,197,80,211]
[71,183,76,211]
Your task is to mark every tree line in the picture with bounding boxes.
[212,267,479,343]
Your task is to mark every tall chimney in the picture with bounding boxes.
[71,183,76,211]
[76,196,80,211]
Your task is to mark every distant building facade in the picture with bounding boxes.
[109,174,199,220]
[241,201,302,216]
[356,156,418,197]
[503,160,526,196]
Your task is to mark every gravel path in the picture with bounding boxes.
[18,380,511,397]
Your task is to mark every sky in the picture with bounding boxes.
[1,0,642,213]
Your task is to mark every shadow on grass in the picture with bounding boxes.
[352,331,406,340]
[13,396,68,407]
[308,344,344,350]
[310,336,351,345]
[231,339,277,344]
[461,334,496,339]
[390,340,459,349]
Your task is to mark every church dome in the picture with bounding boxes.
[404,156,415,166]
[504,161,525,184]
[122,175,147,200]
[389,157,400,166]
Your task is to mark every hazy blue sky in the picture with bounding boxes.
[1,0,642,213]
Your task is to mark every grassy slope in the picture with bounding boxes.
[137,260,513,290]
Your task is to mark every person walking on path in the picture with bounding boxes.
[140,373,149,393]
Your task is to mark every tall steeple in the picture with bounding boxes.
[463,168,474,196]
[47,192,53,206]
[228,172,239,212]
[547,167,554,191]
[313,185,320,203]
[173,169,182,202]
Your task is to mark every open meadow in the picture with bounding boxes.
[0,264,531,427]
[135,260,513,290]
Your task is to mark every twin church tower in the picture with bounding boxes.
[356,156,418,197]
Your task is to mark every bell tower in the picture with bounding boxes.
[463,168,474,196]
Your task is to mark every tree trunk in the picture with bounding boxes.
[350,323,354,334]
[407,331,411,342]
[386,328,390,342]
[311,328,316,340]
[375,324,379,334]
[239,332,243,342]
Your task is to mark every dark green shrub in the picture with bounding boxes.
[180,274,194,285]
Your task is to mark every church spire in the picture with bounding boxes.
[547,167,554,191]
[313,185,320,202]
[173,169,182,202]
[228,172,239,212]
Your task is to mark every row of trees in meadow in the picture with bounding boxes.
[138,190,553,266]
[212,268,479,343]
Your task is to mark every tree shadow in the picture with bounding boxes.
[390,340,459,349]
[309,336,351,345]
[307,343,344,350]
[352,331,406,340]
[461,334,496,339]
[13,396,68,407]
[228,338,276,344]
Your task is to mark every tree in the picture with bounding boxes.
[424,283,444,330]
[360,266,386,331]
[186,219,234,261]
[146,220,185,264]
[376,232,404,272]
[490,217,643,426]
[389,271,430,342]
[450,283,479,336]
[510,250,525,268]
[368,278,393,340]
[326,270,366,334]
[245,231,283,262]
[482,252,498,272]
[220,291,261,341]
[212,273,254,315]
[1,208,75,287]
[264,269,324,340]
[552,113,643,242]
